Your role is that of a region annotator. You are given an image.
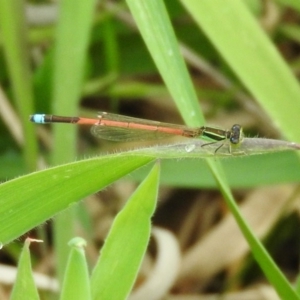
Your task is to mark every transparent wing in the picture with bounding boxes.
[91,125,175,142]
[97,112,165,125]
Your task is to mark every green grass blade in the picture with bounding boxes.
[52,0,97,162]
[10,239,40,300]
[0,0,37,170]
[181,0,300,142]
[209,160,300,300]
[126,0,204,127]
[91,163,160,300]
[51,0,97,279]
[60,238,91,300]
[0,154,154,245]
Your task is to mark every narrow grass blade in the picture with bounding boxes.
[126,0,203,127]
[135,137,300,158]
[209,161,300,300]
[0,1,37,170]
[51,0,97,280]
[181,0,300,143]
[10,238,41,300]
[91,163,160,300]
[60,238,91,300]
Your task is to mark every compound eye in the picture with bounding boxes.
[230,124,242,144]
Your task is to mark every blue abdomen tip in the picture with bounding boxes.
[30,114,46,124]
